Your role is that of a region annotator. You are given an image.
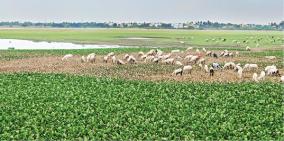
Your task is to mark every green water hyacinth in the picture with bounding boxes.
[0,73,283,140]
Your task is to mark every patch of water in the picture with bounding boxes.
[124,37,151,40]
[0,39,123,50]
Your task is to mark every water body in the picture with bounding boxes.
[0,39,123,50]
[124,37,151,40]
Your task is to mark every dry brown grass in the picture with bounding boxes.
[0,51,282,83]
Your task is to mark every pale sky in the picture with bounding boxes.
[1,0,283,24]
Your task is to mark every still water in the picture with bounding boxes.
[0,39,123,50]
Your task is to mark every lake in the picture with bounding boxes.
[0,39,123,50]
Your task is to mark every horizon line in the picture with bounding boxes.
[1,20,283,25]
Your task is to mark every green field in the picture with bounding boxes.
[0,73,283,140]
[0,28,283,48]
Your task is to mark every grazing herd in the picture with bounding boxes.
[62,47,283,82]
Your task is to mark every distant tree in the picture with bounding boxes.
[0,21,281,30]
[279,21,284,30]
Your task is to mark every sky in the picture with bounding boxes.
[1,0,283,24]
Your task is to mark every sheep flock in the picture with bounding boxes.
[61,47,283,83]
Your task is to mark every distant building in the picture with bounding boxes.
[172,23,184,29]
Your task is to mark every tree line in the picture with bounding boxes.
[0,21,283,30]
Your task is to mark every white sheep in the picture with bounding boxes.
[186,47,193,51]
[127,56,137,64]
[223,62,236,70]
[112,56,117,64]
[223,52,230,57]
[176,56,182,60]
[243,64,258,71]
[205,51,212,56]
[161,53,172,60]
[237,67,243,79]
[266,68,280,76]
[138,51,144,57]
[62,54,73,61]
[184,55,193,60]
[219,51,225,57]
[235,65,242,72]
[265,65,277,73]
[265,56,276,60]
[252,71,266,82]
[183,65,193,74]
[107,52,115,57]
[252,73,259,82]
[280,76,284,83]
[197,58,205,65]
[156,49,163,56]
[124,54,130,60]
[87,53,96,63]
[175,61,183,66]
[116,59,125,65]
[146,49,156,56]
[235,51,239,56]
[189,55,199,64]
[140,55,147,60]
[258,71,266,81]
[153,57,161,63]
[221,50,230,57]
[202,48,207,52]
[163,58,175,65]
[196,49,200,54]
[103,56,109,63]
[204,65,209,73]
[81,56,87,63]
[145,56,155,63]
[171,50,180,53]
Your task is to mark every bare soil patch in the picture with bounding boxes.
[0,52,282,82]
